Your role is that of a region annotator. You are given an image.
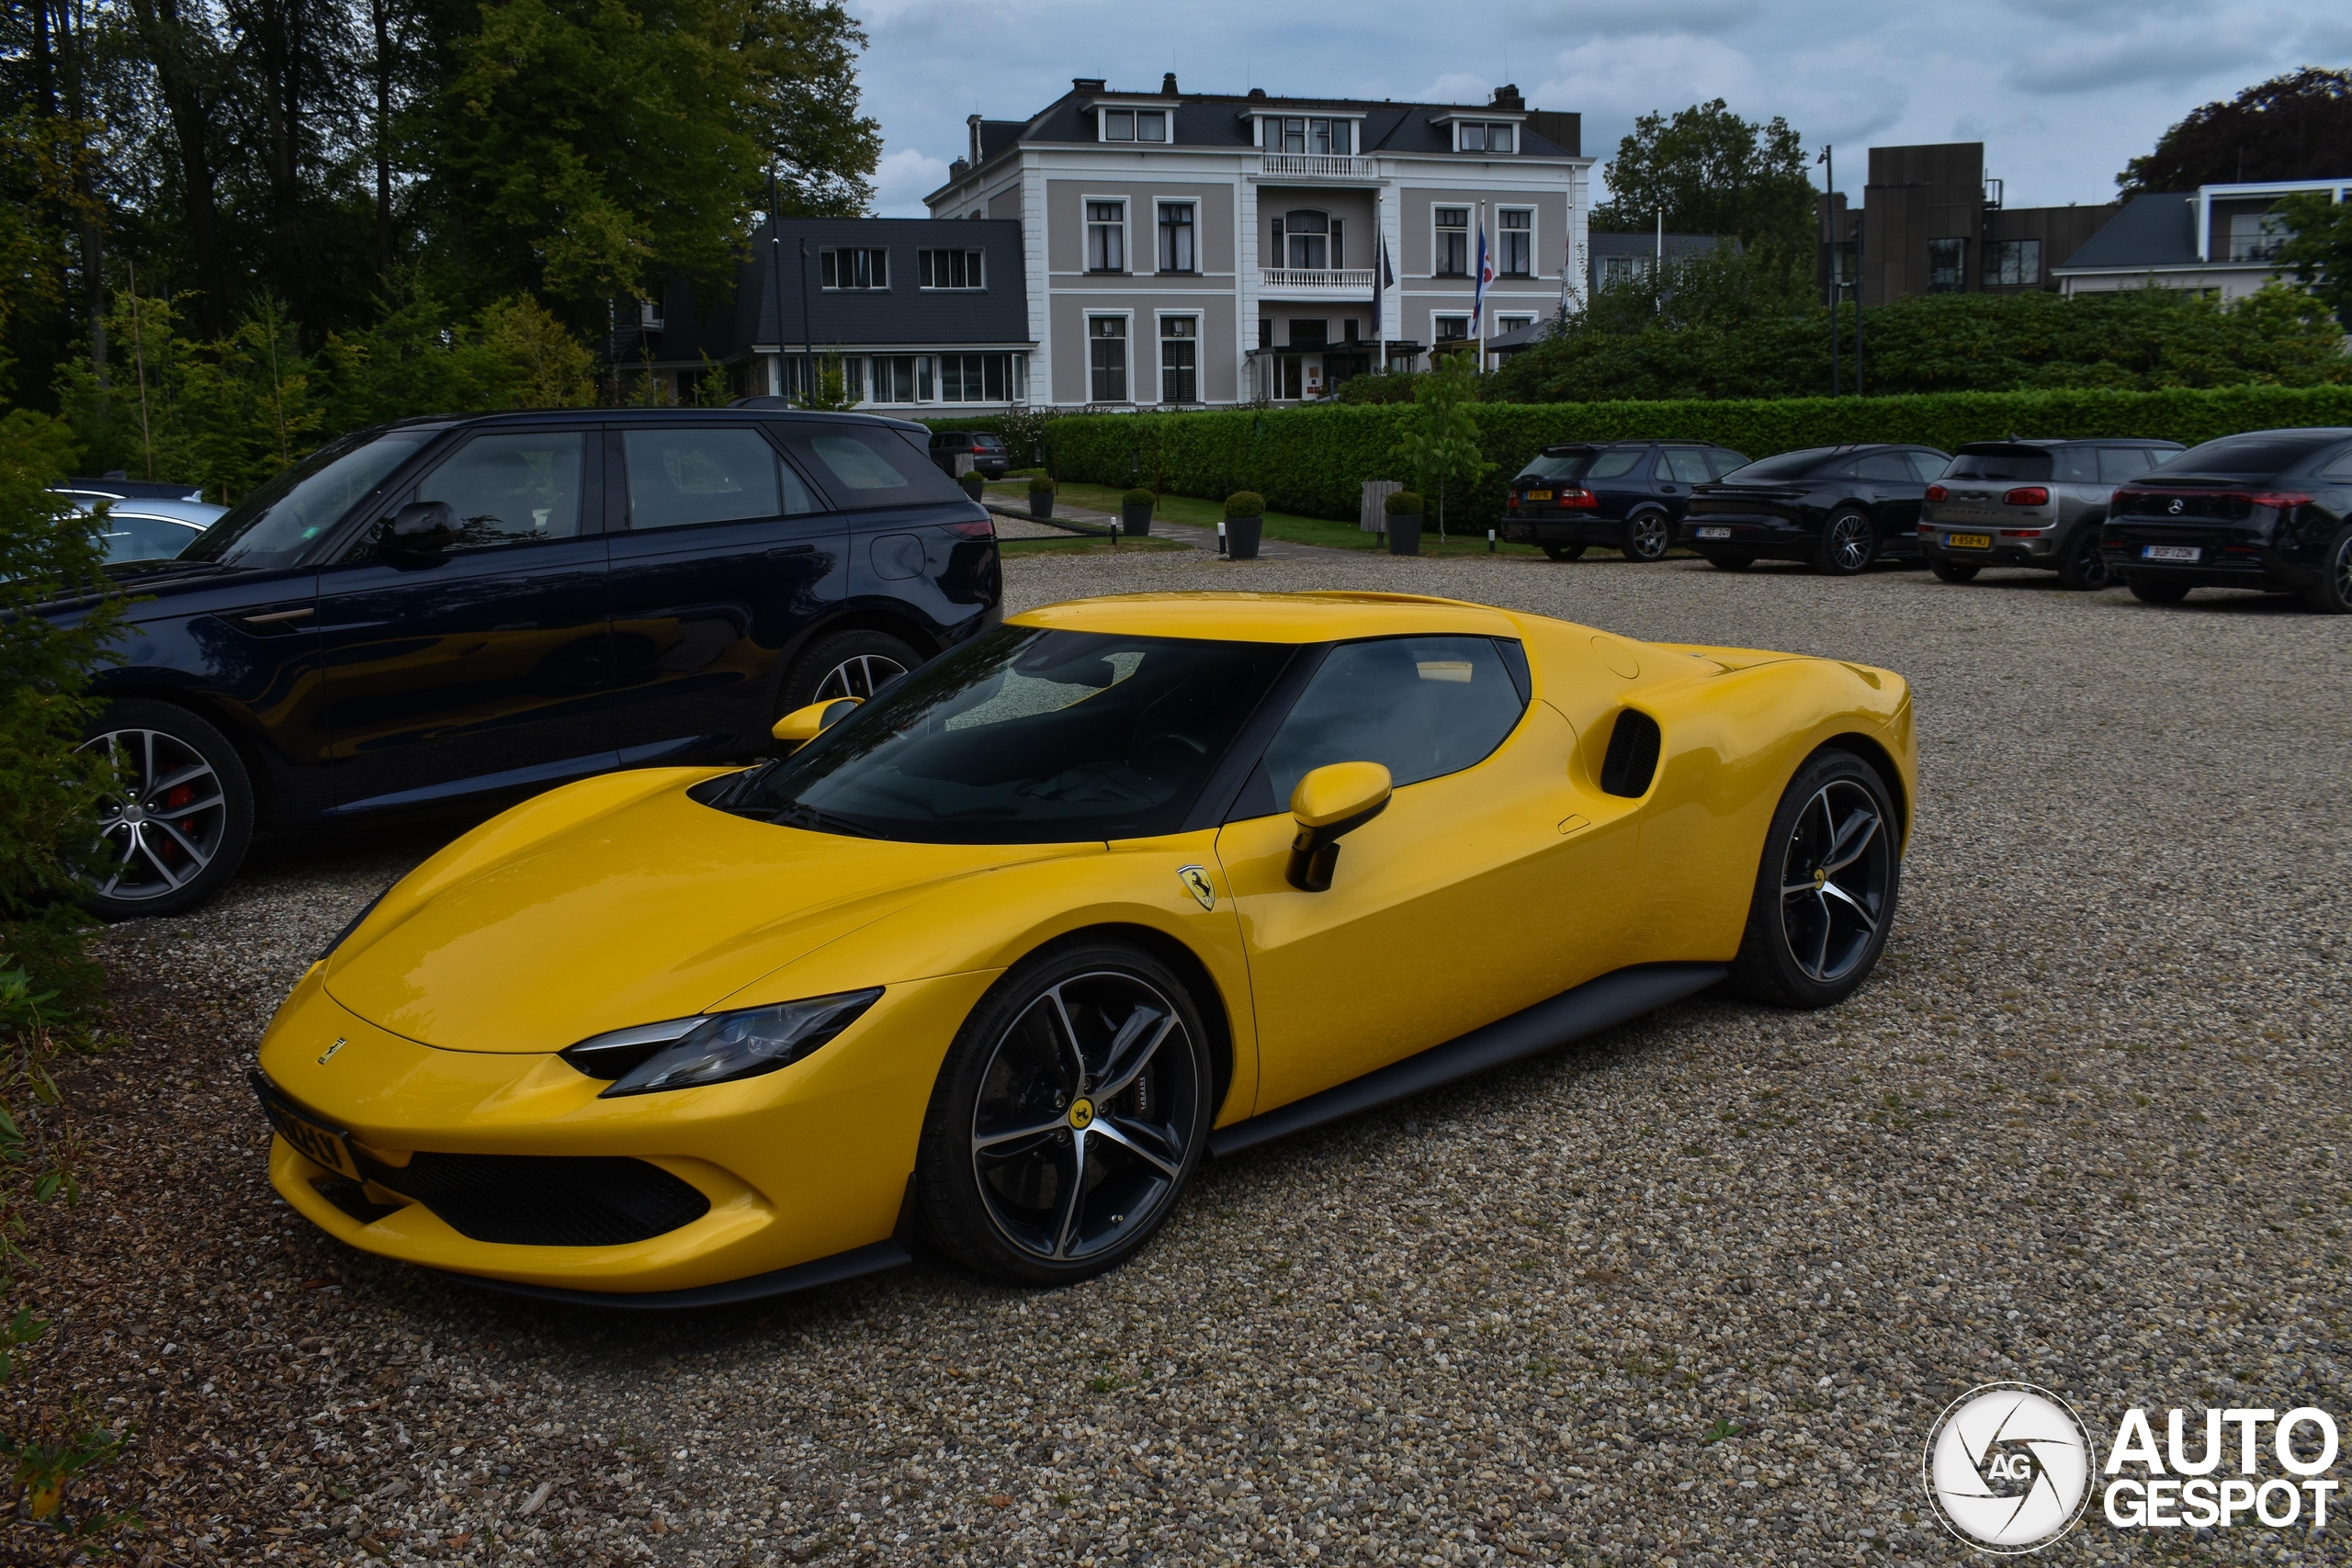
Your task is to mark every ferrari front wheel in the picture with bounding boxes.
[1730,750,1900,1009]
[916,940,1213,1285]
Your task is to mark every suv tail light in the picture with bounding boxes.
[2250,491,2312,510]
[2002,487,2049,506]
[970,445,988,454]
[1924,484,1947,502]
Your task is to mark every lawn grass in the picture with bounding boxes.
[984,479,1558,559]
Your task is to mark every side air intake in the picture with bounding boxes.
[1599,709,1661,797]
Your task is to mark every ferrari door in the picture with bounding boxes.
[1214,635,1642,1115]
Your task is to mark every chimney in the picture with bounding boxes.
[1247,85,1266,100]
[1072,77,1106,93]
[1491,83,1524,111]
[949,157,968,179]
[1162,72,1179,96]
[967,113,982,164]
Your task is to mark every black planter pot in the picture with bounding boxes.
[1226,515,1263,560]
[1121,502,1153,536]
[1386,514,1423,556]
[1028,491,1055,520]
[959,474,987,502]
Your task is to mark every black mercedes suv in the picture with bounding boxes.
[40,408,1002,919]
[2101,429,2352,610]
[1500,441,1748,561]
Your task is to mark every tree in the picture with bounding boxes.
[2275,189,2352,326]
[1590,99,1815,272]
[1390,350,1494,540]
[2120,68,2352,193]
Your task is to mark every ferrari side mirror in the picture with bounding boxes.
[1285,761,1392,892]
[772,697,861,751]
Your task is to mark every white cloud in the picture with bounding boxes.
[872,147,950,218]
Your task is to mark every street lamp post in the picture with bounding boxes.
[1820,144,1838,398]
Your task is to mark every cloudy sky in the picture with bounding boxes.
[850,0,2350,217]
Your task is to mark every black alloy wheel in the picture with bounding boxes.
[1703,553,1754,571]
[1928,558,1980,584]
[1541,543,1587,562]
[2306,525,2352,614]
[2057,526,2114,592]
[779,628,920,716]
[1622,513,1672,562]
[2128,578,2190,605]
[1814,511,1876,576]
[917,941,1213,1285]
[76,699,255,919]
[1730,750,1900,1008]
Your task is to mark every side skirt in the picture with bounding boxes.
[1207,962,1726,1158]
[431,1239,910,1313]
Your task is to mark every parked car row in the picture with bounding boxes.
[1501,428,2352,611]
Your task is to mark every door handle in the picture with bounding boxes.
[766,543,815,558]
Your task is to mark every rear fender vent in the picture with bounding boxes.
[1600,708,1662,797]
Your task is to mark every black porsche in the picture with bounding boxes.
[1679,444,1951,575]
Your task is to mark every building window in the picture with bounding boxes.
[1498,209,1532,276]
[1496,313,1534,335]
[1980,238,2041,287]
[1282,209,1329,270]
[1433,314,1469,342]
[2228,211,2290,262]
[1086,201,1126,272]
[941,354,1017,402]
[1288,319,1328,349]
[820,248,888,289]
[919,249,984,288]
[1258,318,1273,348]
[1344,319,1360,342]
[1158,203,1195,273]
[1089,317,1127,401]
[867,355,925,403]
[1927,238,1966,293]
[1457,122,1515,153]
[1160,317,1198,403]
[1434,208,1469,276]
[1262,117,1351,155]
[836,356,865,403]
[1600,253,1650,286]
[1102,108,1166,142]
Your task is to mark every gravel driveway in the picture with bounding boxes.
[12,553,2348,1567]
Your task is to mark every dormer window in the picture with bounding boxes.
[1456,121,1516,153]
[1102,108,1167,142]
[1260,117,1353,156]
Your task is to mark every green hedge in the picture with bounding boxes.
[1042,385,2352,530]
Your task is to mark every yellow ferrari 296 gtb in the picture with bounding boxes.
[254,592,1915,1306]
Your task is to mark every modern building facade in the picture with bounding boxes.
[1819,142,2117,304]
[2050,176,2350,299]
[924,76,1591,407]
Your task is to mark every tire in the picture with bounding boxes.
[1621,512,1672,562]
[1928,558,1980,584]
[915,939,1215,1286]
[1728,750,1901,1010]
[2056,525,2114,592]
[2305,525,2352,614]
[1541,543,1586,562]
[2128,578,2190,605]
[1703,553,1755,571]
[777,628,920,714]
[1813,511,1876,576]
[76,699,254,920]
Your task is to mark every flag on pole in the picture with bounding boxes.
[1373,234,1394,358]
[1560,229,1576,318]
[1471,209,1494,337]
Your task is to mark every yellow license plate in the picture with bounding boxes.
[1526,490,1553,501]
[1947,533,1992,549]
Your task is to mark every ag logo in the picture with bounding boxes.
[1923,1382,2095,1553]
[2168,498,2185,514]
[316,1037,347,1066]
[1176,865,1216,911]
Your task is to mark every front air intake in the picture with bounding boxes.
[362,1153,710,1247]
[1600,709,1661,797]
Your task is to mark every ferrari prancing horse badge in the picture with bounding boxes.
[1176,865,1216,911]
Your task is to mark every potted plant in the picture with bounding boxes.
[1384,490,1424,556]
[1121,488,1156,537]
[1027,474,1056,521]
[1223,491,1265,560]
[959,468,987,502]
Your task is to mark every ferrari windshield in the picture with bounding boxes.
[735,626,1292,843]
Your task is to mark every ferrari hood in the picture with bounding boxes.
[325,775,1099,1055]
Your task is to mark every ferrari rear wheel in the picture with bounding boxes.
[916,940,1213,1285]
[1730,750,1900,1009]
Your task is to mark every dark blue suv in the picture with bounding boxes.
[1500,441,1750,562]
[46,409,1001,918]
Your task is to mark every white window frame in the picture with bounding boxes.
[1086,310,1135,403]
[1099,107,1168,143]
[1431,312,1471,344]
[1155,310,1200,405]
[1155,199,1198,275]
[1257,115,1358,155]
[1084,197,1129,275]
[1454,121,1517,153]
[820,247,888,290]
[1497,208,1535,277]
[919,248,986,290]
[1431,207,1470,278]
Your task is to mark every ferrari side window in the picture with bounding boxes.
[1261,636,1527,806]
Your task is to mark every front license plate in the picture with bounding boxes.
[1946,533,1992,549]
[1525,490,1553,501]
[251,1072,360,1179]
[2142,544,2200,562]
[1695,526,1732,539]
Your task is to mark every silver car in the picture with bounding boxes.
[1918,439,2183,592]
[53,488,224,565]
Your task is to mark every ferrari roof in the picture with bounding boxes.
[1009,592,1522,644]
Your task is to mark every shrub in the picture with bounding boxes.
[1028,474,1056,494]
[1224,491,1265,517]
[1385,490,1424,514]
[1122,487,1155,507]
[958,469,986,496]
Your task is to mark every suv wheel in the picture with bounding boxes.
[1622,513,1671,562]
[1814,511,1876,576]
[2128,578,2190,605]
[2306,525,2352,614]
[1928,558,1979,584]
[1541,543,1586,562]
[76,699,255,919]
[2056,526,2113,592]
[780,628,920,714]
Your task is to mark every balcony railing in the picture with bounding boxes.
[1257,152,1374,180]
[1262,267,1376,289]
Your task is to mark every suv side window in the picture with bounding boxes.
[415,430,589,550]
[1584,449,1647,480]
[2053,448,2098,483]
[1663,449,1713,483]
[1706,449,1746,479]
[1260,637,1527,806]
[777,424,970,508]
[621,427,817,529]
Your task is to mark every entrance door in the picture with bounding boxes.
[318,426,613,814]
[1213,636,1643,1113]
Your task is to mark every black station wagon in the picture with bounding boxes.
[42,409,1002,919]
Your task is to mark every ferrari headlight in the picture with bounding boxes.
[560,989,882,1099]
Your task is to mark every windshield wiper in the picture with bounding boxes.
[768,801,880,839]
